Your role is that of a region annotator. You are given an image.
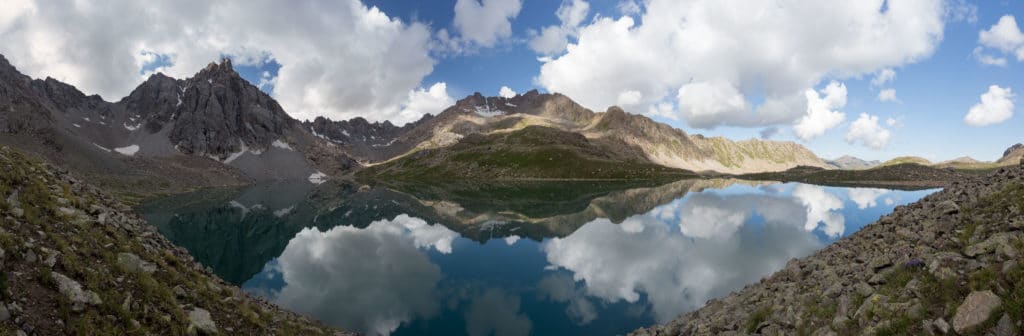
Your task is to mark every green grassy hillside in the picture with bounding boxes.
[358,126,695,180]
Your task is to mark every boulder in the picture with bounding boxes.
[951,290,1001,334]
[117,252,157,274]
[187,308,218,335]
[964,232,1020,258]
[51,272,102,311]
[936,200,960,215]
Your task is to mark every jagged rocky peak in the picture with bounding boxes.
[161,57,296,157]
[195,57,237,80]
[30,76,107,113]
[118,72,183,128]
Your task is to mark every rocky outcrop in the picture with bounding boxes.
[951,290,1001,334]
[166,59,297,157]
[0,147,351,335]
[998,143,1024,166]
[634,161,1024,335]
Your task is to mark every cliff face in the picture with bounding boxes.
[0,146,350,335]
[634,161,1024,336]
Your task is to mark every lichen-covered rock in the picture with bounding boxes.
[952,290,1001,334]
[51,272,102,311]
[188,308,218,335]
[117,252,157,274]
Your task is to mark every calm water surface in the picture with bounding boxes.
[138,179,937,336]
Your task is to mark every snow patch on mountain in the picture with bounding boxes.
[308,171,327,184]
[114,144,140,156]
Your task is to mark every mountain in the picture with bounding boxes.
[879,156,932,167]
[0,54,357,198]
[997,143,1024,165]
[2,51,829,190]
[826,155,881,170]
[349,91,829,177]
[357,125,695,180]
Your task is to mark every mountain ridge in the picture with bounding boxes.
[3,52,833,192]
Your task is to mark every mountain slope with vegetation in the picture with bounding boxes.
[358,125,695,180]
[321,91,830,175]
[0,147,348,335]
[827,155,881,170]
[739,163,968,188]
[635,162,1024,336]
[879,156,933,167]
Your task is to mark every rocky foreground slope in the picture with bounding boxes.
[0,147,348,335]
[635,161,1024,335]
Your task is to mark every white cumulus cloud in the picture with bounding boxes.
[845,113,892,149]
[498,86,517,98]
[978,15,1024,62]
[965,85,1015,127]
[0,0,437,125]
[536,0,947,135]
[398,83,456,125]
[972,46,1008,67]
[793,82,847,141]
[677,81,751,129]
[529,0,590,55]
[870,68,896,87]
[453,0,523,48]
[877,88,898,102]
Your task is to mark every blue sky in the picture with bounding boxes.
[1,0,1021,162]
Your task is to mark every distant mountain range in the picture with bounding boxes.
[826,155,881,170]
[0,53,1019,191]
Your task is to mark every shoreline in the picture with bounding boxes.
[633,163,1024,335]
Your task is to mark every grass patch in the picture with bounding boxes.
[872,313,917,336]
[745,306,772,333]
[968,267,999,291]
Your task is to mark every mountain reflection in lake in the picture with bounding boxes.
[138,179,937,336]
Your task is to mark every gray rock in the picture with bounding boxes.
[1003,260,1018,274]
[964,233,1019,258]
[937,200,960,215]
[117,252,156,274]
[16,330,26,336]
[57,207,76,216]
[854,282,874,297]
[992,314,1015,336]
[951,290,1001,334]
[868,256,893,271]
[23,250,36,263]
[51,272,102,311]
[0,304,8,322]
[10,207,23,218]
[187,308,218,335]
[932,318,950,334]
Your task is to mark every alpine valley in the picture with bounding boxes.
[3,51,1024,336]
[0,54,842,196]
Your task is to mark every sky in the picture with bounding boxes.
[0,0,1021,162]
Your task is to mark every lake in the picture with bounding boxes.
[137,179,937,336]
